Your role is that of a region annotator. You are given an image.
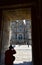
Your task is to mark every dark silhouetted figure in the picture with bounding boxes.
[5,45,16,65]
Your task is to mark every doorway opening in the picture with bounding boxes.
[1,8,32,65]
[10,19,32,65]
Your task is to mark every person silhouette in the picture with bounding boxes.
[5,45,16,65]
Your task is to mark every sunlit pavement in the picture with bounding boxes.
[1,45,32,65]
[13,45,32,65]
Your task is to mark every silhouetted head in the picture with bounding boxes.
[9,45,13,49]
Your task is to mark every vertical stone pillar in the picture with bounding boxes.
[31,2,40,65]
[38,0,42,64]
[0,9,2,65]
[1,12,10,65]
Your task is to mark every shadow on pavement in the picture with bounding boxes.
[14,61,32,65]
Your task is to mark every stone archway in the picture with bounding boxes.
[1,8,32,65]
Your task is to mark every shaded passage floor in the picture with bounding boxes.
[14,61,32,65]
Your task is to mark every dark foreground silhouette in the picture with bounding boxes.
[5,45,16,65]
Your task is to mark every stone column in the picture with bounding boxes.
[1,13,10,65]
[0,9,3,65]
